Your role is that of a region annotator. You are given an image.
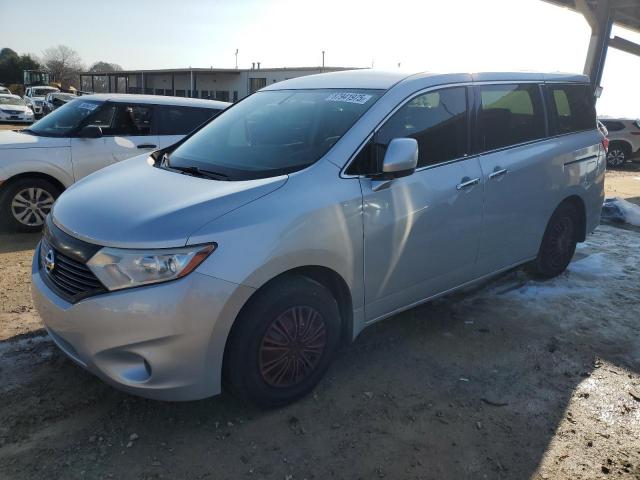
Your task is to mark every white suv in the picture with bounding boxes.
[0,94,229,231]
[598,118,640,168]
[24,86,60,117]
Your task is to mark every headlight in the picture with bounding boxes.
[87,244,215,291]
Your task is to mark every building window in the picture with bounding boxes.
[249,78,267,94]
[200,90,209,99]
[215,90,230,102]
[175,90,186,97]
[233,91,238,102]
[155,88,164,96]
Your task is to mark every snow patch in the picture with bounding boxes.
[602,197,640,226]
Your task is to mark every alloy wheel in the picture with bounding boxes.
[10,188,55,227]
[258,306,327,388]
[607,149,626,167]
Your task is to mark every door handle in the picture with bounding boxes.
[137,144,157,149]
[456,177,480,190]
[489,168,508,179]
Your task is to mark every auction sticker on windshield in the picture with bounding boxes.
[326,92,373,104]
[78,103,99,110]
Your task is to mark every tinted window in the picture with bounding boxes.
[109,105,153,136]
[157,106,220,135]
[547,84,595,135]
[477,84,545,151]
[379,87,468,168]
[601,120,625,132]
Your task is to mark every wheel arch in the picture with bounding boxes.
[0,171,66,195]
[608,139,633,155]
[231,265,353,348]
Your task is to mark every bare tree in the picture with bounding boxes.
[42,45,85,88]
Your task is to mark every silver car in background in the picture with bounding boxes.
[32,70,605,407]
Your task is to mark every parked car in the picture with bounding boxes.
[598,117,640,168]
[0,86,11,95]
[0,94,229,231]
[32,71,605,407]
[42,92,77,115]
[23,86,60,117]
[0,94,34,123]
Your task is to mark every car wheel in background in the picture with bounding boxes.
[606,142,629,168]
[529,202,579,279]
[223,275,341,408]
[0,178,60,232]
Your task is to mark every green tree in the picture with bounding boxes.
[0,48,42,86]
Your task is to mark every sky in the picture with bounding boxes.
[2,0,639,117]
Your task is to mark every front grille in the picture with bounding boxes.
[40,239,106,303]
[4,110,22,115]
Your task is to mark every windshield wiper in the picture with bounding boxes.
[167,164,230,181]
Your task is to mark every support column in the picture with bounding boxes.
[108,75,111,93]
[171,73,175,96]
[580,0,613,90]
[91,75,95,93]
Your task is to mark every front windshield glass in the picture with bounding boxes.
[167,89,383,180]
[33,88,57,97]
[28,99,102,137]
[0,96,24,106]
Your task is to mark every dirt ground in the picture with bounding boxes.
[1,130,640,479]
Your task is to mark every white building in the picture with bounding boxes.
[79,66,358,102]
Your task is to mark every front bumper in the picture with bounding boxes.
[0,112,33,123]
[32,243,254,401]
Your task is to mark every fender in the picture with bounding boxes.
[0,147,74,188]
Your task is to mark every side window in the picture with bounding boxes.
[546,84,595,135]
[157,106,219,136]
[86,104,117,133]
[109,105,154,136]
[376,87,469,169]
[477,84,545,151]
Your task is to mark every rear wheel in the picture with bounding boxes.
[223,275,341,408]
[606,142,630,168]
[529,202,580,279]
[0,178,60,232]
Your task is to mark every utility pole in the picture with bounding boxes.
[235,49,239,69]
[322,50,325,68]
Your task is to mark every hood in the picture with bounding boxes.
[0,130,70,150]
[0,104,30,113]
[52,155,288,248]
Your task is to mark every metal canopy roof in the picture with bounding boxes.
[545,0,640,33]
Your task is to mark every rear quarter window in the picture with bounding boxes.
[546,84,595,135]
[157,106,220,135]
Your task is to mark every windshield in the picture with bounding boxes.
[51,93,76,102]
[0,97,24,106]
[167,89,383,180]
[28,99,102,137]
[33,88,58,97]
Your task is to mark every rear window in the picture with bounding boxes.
[546,84,595,135]
[157,106,220,135]
[477,84,546,151]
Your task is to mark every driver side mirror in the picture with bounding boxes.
[381,137,418,178]
[77,125,103,139]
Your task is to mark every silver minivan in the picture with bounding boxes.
[32,70,605,407]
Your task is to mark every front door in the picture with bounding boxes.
[358,86,484,322]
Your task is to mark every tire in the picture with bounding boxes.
[0,177,61,232]
[606,142,630,169]
[529,202,580,279]
[223,275,341,408]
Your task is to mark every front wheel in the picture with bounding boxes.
[529,203,579,279]
[0,178,60,232]
[223,275,341,408]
